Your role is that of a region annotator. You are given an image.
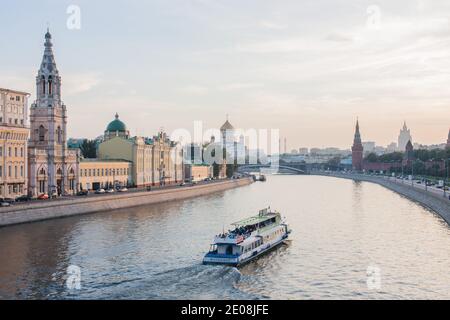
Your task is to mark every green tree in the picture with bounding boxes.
[80,139,97,159]
[365,153,378,162]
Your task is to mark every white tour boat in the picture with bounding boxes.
[203,208,291,266]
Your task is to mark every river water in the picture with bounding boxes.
[0,175,449,299]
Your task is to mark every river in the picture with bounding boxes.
[0,175,449,299]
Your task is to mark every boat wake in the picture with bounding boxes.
[107,264,262,300]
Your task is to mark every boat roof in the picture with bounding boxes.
[231,212,277,227]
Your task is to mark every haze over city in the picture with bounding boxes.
[1,0,449,149]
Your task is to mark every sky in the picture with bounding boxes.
[0,0,449,149]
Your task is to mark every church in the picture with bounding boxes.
[27,30,80,196]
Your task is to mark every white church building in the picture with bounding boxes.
[27,30,79,196]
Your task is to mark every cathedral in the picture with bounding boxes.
[27,30,79,196]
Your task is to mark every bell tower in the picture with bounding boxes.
[28,29,69,195]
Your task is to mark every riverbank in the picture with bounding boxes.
[312,172,450,225]
[0,177,253,227]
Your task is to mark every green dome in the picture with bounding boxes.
[106,113,127,132]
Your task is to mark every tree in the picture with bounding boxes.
[365,153,378,162]
[80,139,97,159]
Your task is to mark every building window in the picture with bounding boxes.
[39,125,45,142]
[41,76,46,94]
[57,126,62,144]
[8,147,11,157]
[20,166,23,177]
[0,165,2,177]
[14,166,18,178]
[0,147,2,157]
[15,147,17,157]
[8,166,11,177]
[48,76,53,95]
[20,148,23,157]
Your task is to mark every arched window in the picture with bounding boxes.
[41,76,46,94]
[57,126,62,144]
[39,125,45,142]
[48,76,52,95]
[57,168,63,176]
[39,168,46,175]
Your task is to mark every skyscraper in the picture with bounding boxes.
[446,129,450,149]
[352,119,364,171]
[28,30,79,196]
[398,121,412,151]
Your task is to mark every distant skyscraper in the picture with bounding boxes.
[351,119,364,171]
[362,141,375,153]
[447,129,450,149]
[398,121,412,151]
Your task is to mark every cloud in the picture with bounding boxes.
[64,72,102,96]
[259,20,288,30]
[179,85,209,95]
[218,83,263,91]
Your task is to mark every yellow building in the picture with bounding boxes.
[98,115,184,187]
[185,164,212,182]
[0,88,30,198]
[79,159,132,191]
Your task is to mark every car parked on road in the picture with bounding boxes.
[106,188,115,193]
[77,190,89,196]
[118,187,128,192]
[37,193,49,200]
[15,195,33,202]
[95,188,106,194]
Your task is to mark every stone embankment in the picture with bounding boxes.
[313,172,450,225]
[0,178,253,227]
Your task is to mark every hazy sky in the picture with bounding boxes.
[1,0,449,149]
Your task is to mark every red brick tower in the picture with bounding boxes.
[352,119,364,171]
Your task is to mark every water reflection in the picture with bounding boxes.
[0,175,449,299]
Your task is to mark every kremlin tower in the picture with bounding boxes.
[351,119,364,171]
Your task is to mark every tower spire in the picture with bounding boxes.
[36,28,61,107]
[353,118,361,144]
